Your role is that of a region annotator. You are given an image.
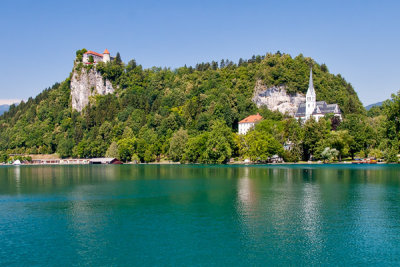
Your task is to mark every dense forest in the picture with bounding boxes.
[0,51,399,163]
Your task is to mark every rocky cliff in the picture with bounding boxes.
[252,80,305,116]
[70,67,114,112]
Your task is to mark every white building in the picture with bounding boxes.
[82,49,112,64]
[238,113,263,135]
[295,68,342,121]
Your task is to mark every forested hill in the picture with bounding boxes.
[0,51,365,160]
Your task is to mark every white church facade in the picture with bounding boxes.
[295,68,342,121]
[83,49,112,64]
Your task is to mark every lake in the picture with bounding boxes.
[1,164,400,266]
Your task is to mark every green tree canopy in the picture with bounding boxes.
[242,130,283,162]
[203,120,234,164]
[168,128,188,162]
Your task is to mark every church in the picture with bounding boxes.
[295,68,342,121]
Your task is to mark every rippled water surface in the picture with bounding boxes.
[1,164,400,266]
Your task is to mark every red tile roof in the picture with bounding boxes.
[239,113,263,124]
[84,50,103,57]
[103,48,110,54]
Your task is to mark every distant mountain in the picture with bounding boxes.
[0,105,9,115]
[365,101,384,111]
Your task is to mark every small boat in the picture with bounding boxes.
[352,158,377,164]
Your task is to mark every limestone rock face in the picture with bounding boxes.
[252,80,305,116]
[70,68,114,112]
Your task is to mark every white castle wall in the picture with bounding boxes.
[103,53,110,63]
[82,54,103,64]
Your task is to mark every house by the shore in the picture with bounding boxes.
[238,113,263,135]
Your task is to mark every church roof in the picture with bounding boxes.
[103,49,110,54]
[312,102,340,115]
[295,101,341,117]
[295,103,306,117]
[239,113,263,124]
[323,104,340,113]
[84,50,103,57]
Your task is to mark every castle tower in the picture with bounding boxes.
[305,68,316,119]
[103,49,110,63]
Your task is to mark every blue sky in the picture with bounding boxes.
[1,0,399,105]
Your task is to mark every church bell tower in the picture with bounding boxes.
[305,68,316,119]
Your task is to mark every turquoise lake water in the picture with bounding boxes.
[1,164,400,266]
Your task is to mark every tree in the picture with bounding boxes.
[282,119,303,162]
[320,63,328,73]
[135,126,159,162]
[75,48,87,62]
[320,147,339,162]
[117,138,136,162]
[383,92,400,150]
[0,153,8,163]
[368,148,383,159]
[144,149,155,163]
[255,119,285,144]
[203,120,234,164]
[106,141,119,158]
[88,55,94,64]
[57,138,74,158]
[329,115,341,130]
[98,121,113,142]
[126,59,137,72]
[115,52,123,65]
[168,129,188,162]
[385,145,399,163]
[73,140,90,158]
[339,114,373,159]
[367,105,383,117]
[184,133,209,163]
[303,118,330,160]
[122,126,134,139]
[243,131,283,162]
[211,61,218,70]
[220,59,225,68]
[325,130,353,161]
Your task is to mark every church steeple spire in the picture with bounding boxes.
[307,67,315,95]
[305,67,316,119]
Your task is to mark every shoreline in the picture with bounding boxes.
[0,161,394,166]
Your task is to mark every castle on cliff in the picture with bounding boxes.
[82,49,112,64]
[71,48,115,112]
[295,68,342,121]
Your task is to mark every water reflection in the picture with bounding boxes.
[301,182,322,254]
[14,166,21,195]
[237,167,255,211]
[233,165,400,263]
